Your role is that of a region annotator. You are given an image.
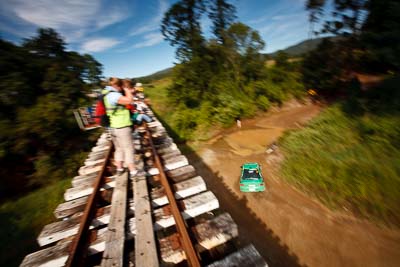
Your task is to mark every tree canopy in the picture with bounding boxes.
[303,0,400,96]
[160,0,305,139]
[0,28,102,200]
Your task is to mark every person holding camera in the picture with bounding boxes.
[104,77,138,176]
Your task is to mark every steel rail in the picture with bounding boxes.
[146,128,201,267]
[66,141,113,267]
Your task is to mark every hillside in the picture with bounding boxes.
[136,67,173,83]
[137,37,332,81]
[266,36,341,58]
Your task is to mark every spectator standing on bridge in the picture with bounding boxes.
[135,82,145,100]
[122,79,137,97]
[104,77,138,176]
[131,97,153,125]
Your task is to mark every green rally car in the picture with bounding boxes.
[240,163,265,192]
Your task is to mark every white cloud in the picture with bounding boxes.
[133,32,163,48]
[81,38,121,52]
[95,5,129,29]
[131,24,158,37]
[0,0,128,44]
[13,0,100,28]
[247,16,268,25]
[130,0,168,36]
[271,13,305,21]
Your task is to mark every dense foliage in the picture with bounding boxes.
[0,28,102,200]
[281,75,400,224]
[303,0,400,95]
[277,0,400,224]
[161,0,305,140]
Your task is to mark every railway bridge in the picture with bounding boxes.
[21,101,267,267]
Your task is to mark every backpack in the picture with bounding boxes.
[94,91,115,127]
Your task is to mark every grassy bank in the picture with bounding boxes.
[280,102,400,225]
[145,78,174,123]
[0,179,70,266]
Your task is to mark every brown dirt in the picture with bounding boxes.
[186,99,400,267]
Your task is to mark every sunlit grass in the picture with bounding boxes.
[145,78,181,134]
[0,179,70,266]
[145,78,172,115]
[280,105,400,225]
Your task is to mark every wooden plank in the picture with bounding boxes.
[86,151,108,161]
[101,172,128,267]
[147,121,162,128]
[20,240,71,267]
[174,176,206,199]
[64,180,115,201]
[78,164,103,176]
[154,191,219,230]
[148,167,160,176]
[155,139,173,150]
[134,175,159,267]
[160,149,182,161]
[54,196,88,219]
[37,206,111,246]
[207,244,268,267]
[193,213,238,251]
[96,133,109,143]
[72,173,98,185]
[21,229,109,267]
[163,155,188,171]
[159,213,238,265]
[157,143,178,155]
[166,165,196,183]
[71,175,97,188]
[72,175,115,189]
[151,130,167,139]
[88,227,108,256]
[84,158,105,167]
[92,144,111,152]
[181,191,219,218]
[159,233,185,265]
[151,176,207,207]
[66,144,113,267]
[149,129,201,267]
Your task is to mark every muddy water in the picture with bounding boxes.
[190,100,400,267]
[223,128,284,156]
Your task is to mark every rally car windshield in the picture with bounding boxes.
[242,169,261,180]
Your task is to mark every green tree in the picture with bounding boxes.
[226,22,265,83]
[275,50,290,69]
[0,28,102,199]
[23,28,66,58]
[161,0,206,61]
[306,0,368,36]
[302,38,346,94]
[361,0,400,70]
[207,0,236,44]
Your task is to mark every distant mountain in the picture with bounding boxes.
[136,67,173,83]
[138,37,337,81]
[267,37,338,58]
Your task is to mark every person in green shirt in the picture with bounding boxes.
[104,77,138,176]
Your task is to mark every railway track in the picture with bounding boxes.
[21,104,267,267]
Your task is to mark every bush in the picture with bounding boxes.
[280,105,400,224]
[0,179,70,266]
[256,95,271,111]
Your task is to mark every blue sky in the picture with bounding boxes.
[0,0,313,78]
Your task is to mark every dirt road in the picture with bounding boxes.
[186,100,400,267]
